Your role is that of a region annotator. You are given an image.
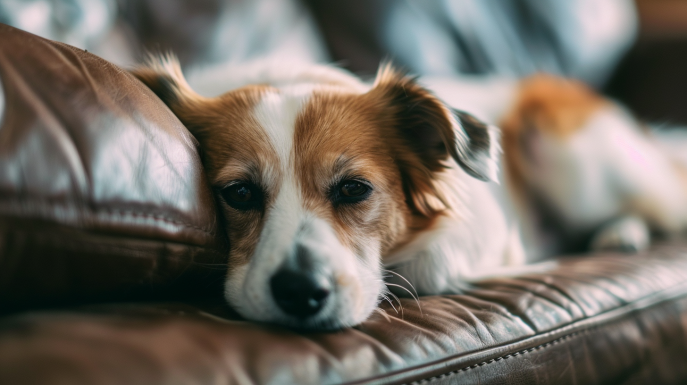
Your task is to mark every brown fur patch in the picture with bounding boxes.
[294,90,411,256]
[366,65,459,218]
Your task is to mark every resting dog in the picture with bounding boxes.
[133,58,526,330]
[133,58,687,330]
[499,75,687,256]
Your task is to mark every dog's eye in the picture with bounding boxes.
[332,179,372,205]
[341,181,368,197]
[221,182,262,210]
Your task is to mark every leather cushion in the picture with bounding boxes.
[1,242,686,384]
[0,24,227,311]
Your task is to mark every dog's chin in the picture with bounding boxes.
[227,298,378,332]
[223,270,383,332]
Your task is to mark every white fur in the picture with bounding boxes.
[420,76,518,125]
[386,158,528,295]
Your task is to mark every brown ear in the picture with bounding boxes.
[368,63,499,215]
[370,63,499,182]
[130,54,203,118]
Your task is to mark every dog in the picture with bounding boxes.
[132,57,687,330]
[498,75,687,256]
[132,57,527,330]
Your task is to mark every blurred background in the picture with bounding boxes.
[1,0,685,124]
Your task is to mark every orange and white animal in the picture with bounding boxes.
[133,58,687,330]
[500,75,687,256]
[133,58,525,330]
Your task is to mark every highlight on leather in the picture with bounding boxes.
[0,73,4,126]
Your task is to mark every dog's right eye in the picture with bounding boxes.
[330,179,373,205]
[221,182,262,210]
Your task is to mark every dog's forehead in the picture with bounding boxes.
[211,84,392,193]
[252,86,314,164]
[254,87,384,169]
[294,89,394,183]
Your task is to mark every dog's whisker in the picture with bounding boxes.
[374,307,392,323]
[385,291,404,319]
[385,283,423,316]
[383,269,421,301]
[380,294,399,314]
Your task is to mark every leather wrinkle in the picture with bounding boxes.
[511,288,569,330]
[460,294,535,343]
[538,273,628,313]
[477,278,584,322]
[455,289,541,337]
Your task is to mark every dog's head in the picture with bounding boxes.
[132,58,498,330]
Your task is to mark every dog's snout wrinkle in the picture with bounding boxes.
[270,268,332,318]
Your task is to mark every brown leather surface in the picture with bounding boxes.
[1,242,686,385]
[0,24,227,310]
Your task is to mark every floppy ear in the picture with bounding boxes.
[367,64,500,216]
[130,54,203,121]
[369,64,499,183]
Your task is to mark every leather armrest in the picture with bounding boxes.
[0,24,227,311]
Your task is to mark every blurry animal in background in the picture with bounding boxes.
[132,56,530,330]
[500,75,687,256]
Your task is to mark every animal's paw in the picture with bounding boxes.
[590,216,650,253]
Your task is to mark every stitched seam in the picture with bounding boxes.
[0,202,215,236]
[88,208,214,234]
[404,327,593,385]
[21,231,227,257]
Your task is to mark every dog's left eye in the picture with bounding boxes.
[332,179,372,204]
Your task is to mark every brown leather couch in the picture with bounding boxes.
[2,24,687,385]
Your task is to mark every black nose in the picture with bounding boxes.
[270,269,331,318]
